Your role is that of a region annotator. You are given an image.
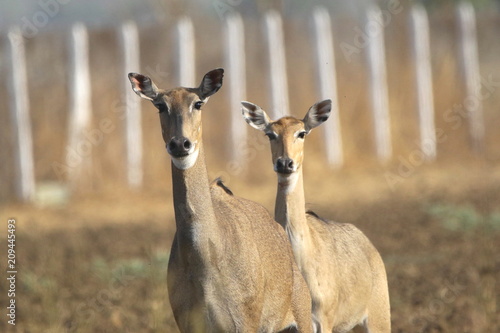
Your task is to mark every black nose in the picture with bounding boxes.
[167,137,192,157]
[276,157,294,174]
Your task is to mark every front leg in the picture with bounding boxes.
[167,238,208,333]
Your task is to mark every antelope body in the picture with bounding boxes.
[242,100,391,333]
[128,69,313,333]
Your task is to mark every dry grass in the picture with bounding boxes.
[1,165,500,332]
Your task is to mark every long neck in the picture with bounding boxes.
[274,169,310,243]
[171,144,217,243]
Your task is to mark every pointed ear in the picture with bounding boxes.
[303,99,332,132]
[198,68,224,99]
[241,101,271,131]
[128,73,160,101]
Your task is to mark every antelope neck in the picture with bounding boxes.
[171,144,217,243]
[274,170,309,237]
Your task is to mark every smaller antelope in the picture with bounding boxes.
[242,100,391,333]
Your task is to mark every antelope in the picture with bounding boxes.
[242,100,391,333]
[128,69,313,333]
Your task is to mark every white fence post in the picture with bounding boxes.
[457,2,484,153]
[264,10,289,119]
[121,21,143,188]
[177,17,196,87]
[67,22,92,185]
[312,7,343,168]
[411,5,436,160]
[366,6,392,162]
[7,27,35,201]
[225,13,247,162]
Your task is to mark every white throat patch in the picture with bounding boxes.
[278,172,299,194]
[171,147,199,170]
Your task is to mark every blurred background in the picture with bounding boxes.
[1,0,499,332]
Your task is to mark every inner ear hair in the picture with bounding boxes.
[199,68,224,99]
[128,73,159,101]
[241,101,271,131]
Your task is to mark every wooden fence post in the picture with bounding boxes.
[121,21,143,188]
[457,2,484,153]
[411,4,436,160]
[312,7,343,167]
[177,17,196,87]
[7,27,35,201]
[225,13,247,162]
[264,10,289,119]
[66,22,92,186]
[366,6,392,162]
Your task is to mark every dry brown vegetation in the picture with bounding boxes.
[1,4,500,332]
[1,167,499,332]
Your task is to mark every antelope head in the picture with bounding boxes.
[242,99,331,184]
[128,68,224,170]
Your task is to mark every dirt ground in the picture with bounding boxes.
[1,163,499,333]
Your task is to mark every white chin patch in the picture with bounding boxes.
[278,172,299,194]
[171,148,199,170]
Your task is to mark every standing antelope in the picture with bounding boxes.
[242,100,391,333]
[128,69,313,333]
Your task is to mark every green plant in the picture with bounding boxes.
[427,203,500,232]
[90,251,169,283]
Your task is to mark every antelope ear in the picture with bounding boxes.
[303,99,332,132]
[128,73,160,101]
[199,68,224,99]
[241,101,271,131]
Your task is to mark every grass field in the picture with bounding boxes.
[1,163,499,332]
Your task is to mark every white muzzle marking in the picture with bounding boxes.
[278,172,299,194]
[171,146,199,170]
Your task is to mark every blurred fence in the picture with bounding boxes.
[2,3,498,202]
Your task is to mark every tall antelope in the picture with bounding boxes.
[242,100,391,333]
[128,69,313,332]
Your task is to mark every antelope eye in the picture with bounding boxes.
[297,131,307,139]
[154,102,168,114]
[265,132,278,140]
[194,101,203,110]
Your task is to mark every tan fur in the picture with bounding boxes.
[242,101,391,333]
[129,69,313,333]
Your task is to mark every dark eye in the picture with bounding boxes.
[265,132,278,140]
[194,101,203,110]
[154,102,167,114]
[297,131,307,139]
